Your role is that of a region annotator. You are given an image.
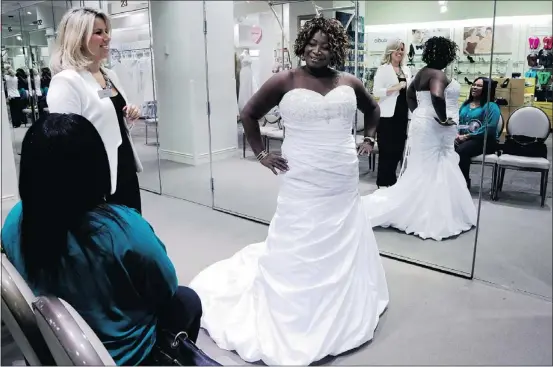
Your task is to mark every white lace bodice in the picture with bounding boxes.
[414,79,461,123]
[277,85,359,196]
[278,85,356,141]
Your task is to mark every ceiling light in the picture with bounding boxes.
[16,36,22,41]
[440,5,448,13]
[438,1,446,5]
[27,11,32,14]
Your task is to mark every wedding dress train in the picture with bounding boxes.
[190,85,389,365]
[362,80,477,241]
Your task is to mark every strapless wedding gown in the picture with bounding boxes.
[362,80,477,240]
[190,85,389,365]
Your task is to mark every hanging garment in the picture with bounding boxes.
[238,53,258,112]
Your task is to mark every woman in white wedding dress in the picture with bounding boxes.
[362,37,477,241]
[190,18,389,365]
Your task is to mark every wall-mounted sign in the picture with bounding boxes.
[250,25,262,44]
[366,31,407,52]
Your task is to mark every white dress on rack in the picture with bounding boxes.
[362,80,477,241]
[237,53,258,111]
[190,85,389,366]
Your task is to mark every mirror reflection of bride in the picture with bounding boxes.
[363,37,477,241]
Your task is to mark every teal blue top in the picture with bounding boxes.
[1,203,178,366]
[458,101,501,140]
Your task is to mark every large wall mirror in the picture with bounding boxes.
[105,0,162,194]
[361,1,500,276]
[207,0,500,277]
[210,0,290,221]
[2,1,66,176]
[149,1,214,206]
[474,1,552,299]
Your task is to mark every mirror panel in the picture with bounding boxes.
[148,1,213,206]
[2,7,26,168]
[210,1,288,221]
[106,1,162,194]
[474,3,552,299]
[361,1,498,276]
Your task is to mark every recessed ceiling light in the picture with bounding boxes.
[27,11,32,15]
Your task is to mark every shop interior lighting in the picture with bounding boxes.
[367,15,552,32]
[440,5,448,13]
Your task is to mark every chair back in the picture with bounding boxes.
[32,296,115,366]
[1,254,54,365]
[506,106,551,139]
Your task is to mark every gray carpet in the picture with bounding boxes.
[3,193,550,366]
[113,193,553,366]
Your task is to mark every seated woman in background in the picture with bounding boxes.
[0,113,202,366]
[455,77,501,188]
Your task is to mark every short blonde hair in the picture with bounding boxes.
[50,7,111,75]
[381,38,405,66]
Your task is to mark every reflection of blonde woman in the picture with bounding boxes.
[48,7,143,212]
[464,28,480,55]
[372,38,412,187]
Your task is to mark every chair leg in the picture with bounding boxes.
[498,167,506,193]
[491,164,497,200]
[242,132,245,158]
[372,153,377,172]
[145,123,149,145]
[495,167,504,201]
[541,170,549,207]
[266,137,270,153]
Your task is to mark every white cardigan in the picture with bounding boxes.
[46,68,143,194]
[372,64,412,118]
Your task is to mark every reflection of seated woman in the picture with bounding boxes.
[455,77,500,188]
[1,113,202,366]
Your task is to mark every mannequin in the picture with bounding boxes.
[238,49,258,112]
[4,65,24,127]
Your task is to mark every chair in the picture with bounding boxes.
[33,296,115,366]
[242,110,284,158]
[470,114,504,197]
[144,118,159,146]
[495,106,551,206]
[1,254,55,365]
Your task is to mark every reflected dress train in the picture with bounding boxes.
[189,85,389,365]
[362,80,477,241]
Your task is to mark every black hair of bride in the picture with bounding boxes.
[294,17,349,68]
[422,36,459,70]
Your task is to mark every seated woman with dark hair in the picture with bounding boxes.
[0,113,202,366]
[455,77,501,188]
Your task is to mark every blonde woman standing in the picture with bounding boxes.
[372,38,412,187]
[47,7,143,212]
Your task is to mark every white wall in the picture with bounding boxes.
[150,1,237,166]
[364,1,552,25]
[1,82,19,202]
